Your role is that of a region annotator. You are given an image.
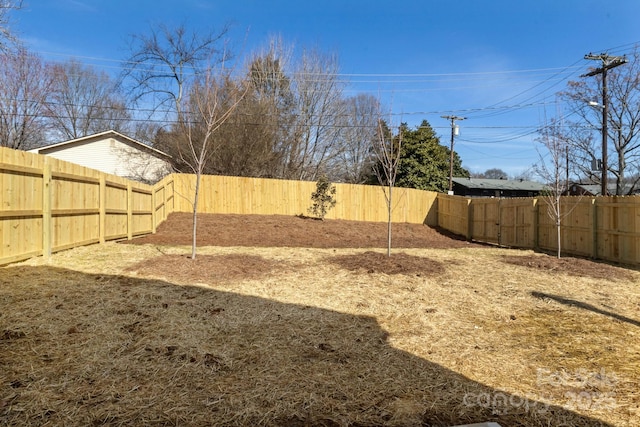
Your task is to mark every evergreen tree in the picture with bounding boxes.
[371,120,469,192]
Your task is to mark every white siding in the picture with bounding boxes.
[33,137,171,183]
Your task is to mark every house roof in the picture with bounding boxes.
[452,177,544,191]
[30,130,171,159]
[572,183,636,196]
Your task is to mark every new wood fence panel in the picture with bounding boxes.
[49,157,101,251]
[153,175,174,229]
[437,194,471,238]
[333,183,430,223]
[131,185,153,236]
[4,145,640,268]
[559,197,595,257]
[596,196,640,265]
[0,146,164,265]
[499,198,536,248]
[104,179,129,240]
[470,198,500,244]
[438,193,640,266]
[0,148,45,263]
[172,174,436,224]
[536,198,556,252]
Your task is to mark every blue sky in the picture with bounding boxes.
[12,0,640,176]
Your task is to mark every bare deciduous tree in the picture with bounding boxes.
[47,59,131,140]
[372,117,403,257]
[563,46,640,194]
[123,23,229,120]
[285,48,345,181]
[334,94,380,183]
[0,49,52,149]
[0,0,21,51]
[124,23,243,259]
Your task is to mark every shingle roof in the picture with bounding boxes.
[573,183,635,196]
[452,177,544,191]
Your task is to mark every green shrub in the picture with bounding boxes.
[308,176,337,220]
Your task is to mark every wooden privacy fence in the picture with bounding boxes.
[437,194,640,265]
[0,147,174,265]
[4,143,640,267]
[172,174,439,225]
[1,147,437,265]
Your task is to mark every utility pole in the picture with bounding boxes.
[581,53,627,196]
[441,115,466,194]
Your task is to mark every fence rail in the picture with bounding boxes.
[437,193,640,266]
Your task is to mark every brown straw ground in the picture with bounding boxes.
[2,213,639,426]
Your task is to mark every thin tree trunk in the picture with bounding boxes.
[387,183,392,257]
[556,195,561,259]
[191,172,201,259]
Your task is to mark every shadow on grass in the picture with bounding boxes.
[0,266,612,426]
[532,291,640,327]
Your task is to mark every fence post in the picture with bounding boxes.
[151,183,157,234]
[466,198,473,241]
[42,158,52,259]
[99,175,106,244]
[592,197,598,259]
[532,198,539,250]
[127,183,133,240]
[497,198,502,247]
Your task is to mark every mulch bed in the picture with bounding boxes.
[502,253,636,281]
[125,213,475,249]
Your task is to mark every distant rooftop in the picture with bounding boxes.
[572,183,637,196]
[452,177,545,191]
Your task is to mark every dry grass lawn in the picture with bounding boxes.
[1,215,639,426]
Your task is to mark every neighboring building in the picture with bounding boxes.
[566,183,639,196]
[29,130,172,183]
[451,177,544,197]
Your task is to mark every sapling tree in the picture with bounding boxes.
[308,175,336,220]
[124,23,244,259]
[371,118,403,257]
[535,116,581,258]
[179,69,247,259]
